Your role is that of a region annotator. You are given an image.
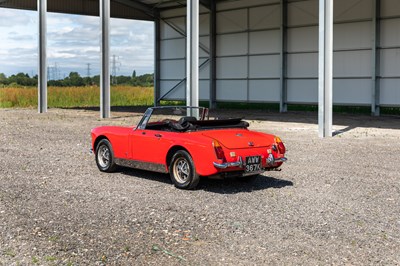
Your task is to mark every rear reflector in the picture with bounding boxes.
[212,140,226,161]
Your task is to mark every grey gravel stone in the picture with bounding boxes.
[0,108,399,265]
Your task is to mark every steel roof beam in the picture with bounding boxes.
[113,0,157,17]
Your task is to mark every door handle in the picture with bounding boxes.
[155,134,162,138]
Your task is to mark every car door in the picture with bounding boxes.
[130,128,174,166]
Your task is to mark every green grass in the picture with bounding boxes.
[0,85,154,108]
[1,87,399,115]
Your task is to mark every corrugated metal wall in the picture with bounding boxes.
[159,0,400,107]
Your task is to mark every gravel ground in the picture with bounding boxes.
[0,107,399,265]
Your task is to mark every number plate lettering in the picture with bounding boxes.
[245,156,261,172]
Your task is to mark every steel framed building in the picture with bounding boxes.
[1,0,399,137]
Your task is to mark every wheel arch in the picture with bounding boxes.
[93,135,109,152]
[166,145,191,167]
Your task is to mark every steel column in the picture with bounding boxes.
[100,0,110,118]
[154,13,161,106]
[209,0,217,109]
[186,0,199,116]
[318,0,333,138]
[372,0,381,116]
[38,0,47,113]
[280,0,287,112]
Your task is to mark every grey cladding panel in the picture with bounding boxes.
[160,60,185,80]
[161,17,185,39]
[160,39,185,59]
[334,51,372,77]
[160,80,185,100]
[287,53,318,78]
[249,30,280,54]
[217,33,248,56]
[155,0,400,106]
[216,80,248,101]
[287,27,318,52]
[287,0,318,27]
[381,19,400,48]
[287,79,318,103]
[217,9,247,34]
[249,80,280,102]
[200,36,210,57]
[200,80,210,100]
[199,13,210,36]
[333,79,372,105]
[381,0,400,17]
[216,57,248,79]
[249,4,280,30]
[249,55,280,79]
[380,49,400,77]
[333,0,373,22]
[199,59,210,79]
[380,79,400,106]
[334,22,372,50]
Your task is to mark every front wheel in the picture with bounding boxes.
[169,150,200,189]
[95,139,117,172]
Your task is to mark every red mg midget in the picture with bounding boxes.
[91,106,287,189]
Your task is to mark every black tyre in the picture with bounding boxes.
[169,150,200,189]
[95,139,117,172]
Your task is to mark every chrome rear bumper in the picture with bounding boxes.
[213,154,287,169]
[213,156,243,169]
[267,154,287,165]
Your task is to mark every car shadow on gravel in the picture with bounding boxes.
[119,167,292,193]
[119,167,173,185]
[199,176,293,194]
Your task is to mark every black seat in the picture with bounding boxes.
[169,116,197,132]
[178,116,197,125]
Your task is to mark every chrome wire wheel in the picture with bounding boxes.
[173,157,190,184]
[97,144,110,168]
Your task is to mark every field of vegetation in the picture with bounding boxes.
[0,85,154,108]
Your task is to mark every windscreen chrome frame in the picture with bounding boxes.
[135,106,208,130]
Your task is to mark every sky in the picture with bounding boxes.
[0,8,154,78]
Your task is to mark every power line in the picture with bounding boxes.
[111,55,121,85]
[86,63,91,77]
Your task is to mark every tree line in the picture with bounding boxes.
[0,72,154,87]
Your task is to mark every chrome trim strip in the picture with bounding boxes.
[267,154,287,165]
[114,158,168,173]
[275,157,288,163]
[213,156,243,169]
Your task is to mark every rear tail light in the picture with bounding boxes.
[274,136,286,154]
[212,140,226,161]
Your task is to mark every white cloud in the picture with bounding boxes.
[0,8,154,77]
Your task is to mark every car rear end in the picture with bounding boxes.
[203,129,287,178]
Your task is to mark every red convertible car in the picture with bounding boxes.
[91,106,287,189]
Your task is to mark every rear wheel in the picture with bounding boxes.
[95,139,117,172]
[169,150,200,189]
